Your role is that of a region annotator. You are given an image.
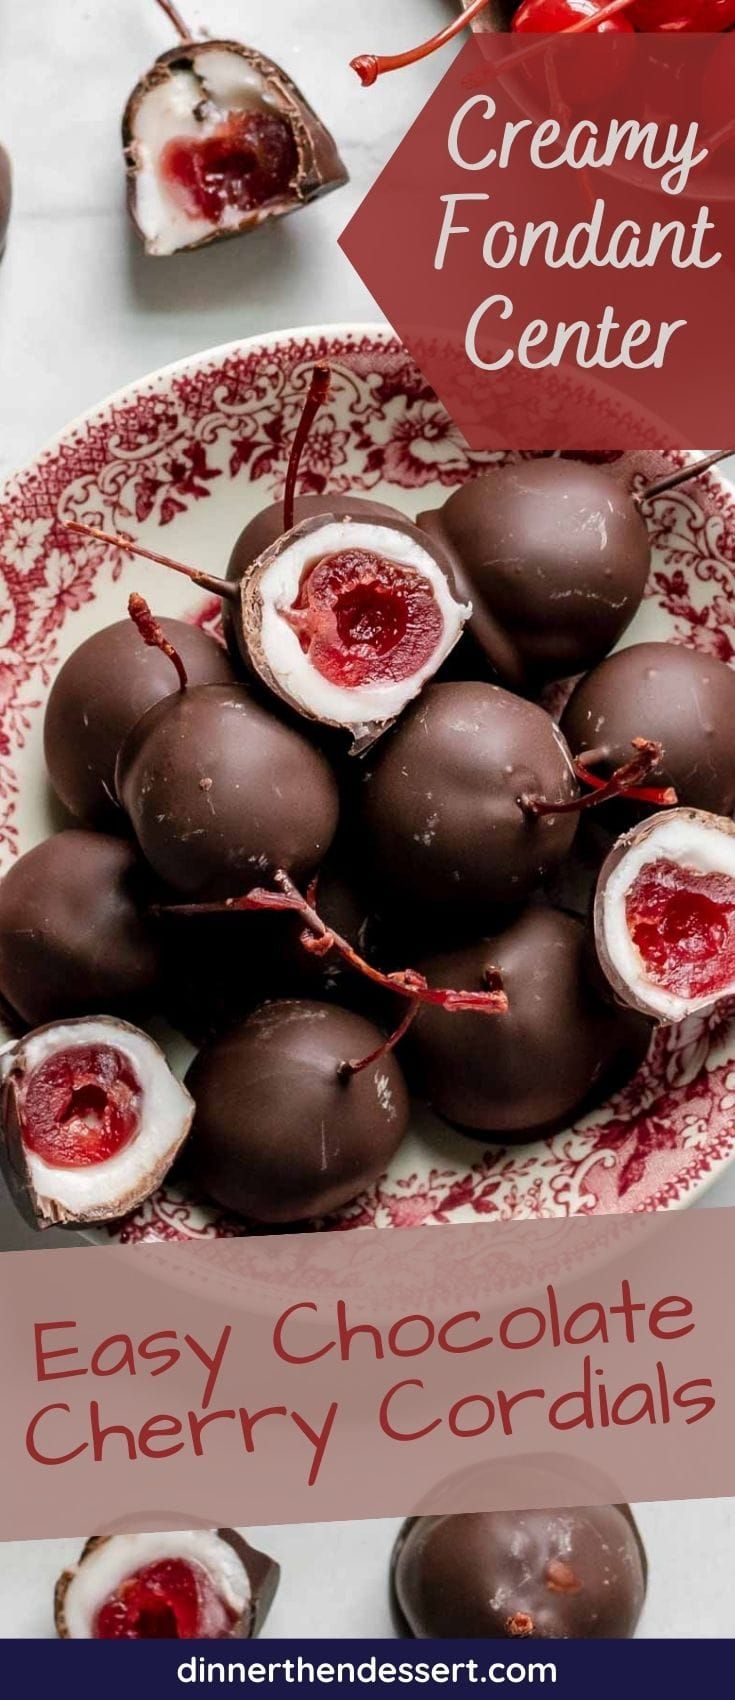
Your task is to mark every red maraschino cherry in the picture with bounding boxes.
[628,0,735,26]
[513,0,633,31]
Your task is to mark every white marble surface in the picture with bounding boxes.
[0,0,734,1640]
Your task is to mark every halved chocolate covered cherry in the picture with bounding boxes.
[220,365,469,743]
[0,831,160,1028]
[55,1528,278,1640]
[223,492,407,669]
[123,9,347,257]
[561,642,735,820]
[417,454,735,691]
[237,512,470,748]
[0,1016,193,1229]
[595,808,735,1022]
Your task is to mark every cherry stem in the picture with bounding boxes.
[519,738,677,817]
[337,999,421,1079]
[156,867,508,1017]
[283,364,332,534]
[351,0,492,85]
[638,449,735,504]
[350,0,640,87]
[63,518,237,603]
[154,0,193,44]
[128,592,188,691]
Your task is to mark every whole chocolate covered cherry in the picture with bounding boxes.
[418,460,651,689]
[0,831,160,1027]
[561,641,735,818]
[55,1527,279,1639]
[361,681,579,917]
[44,616,237,829]
[117,683,339,900]
[407,906,650,1138]
[392,1507,647,1639]
[185,1000,409,1223]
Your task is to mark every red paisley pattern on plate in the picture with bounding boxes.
[1,329,735,1239]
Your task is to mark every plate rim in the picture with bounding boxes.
[2,322,399,488]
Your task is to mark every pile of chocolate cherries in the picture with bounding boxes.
[350,0,735,88]
[54,1503,647,1640]
[1,368,734,1235]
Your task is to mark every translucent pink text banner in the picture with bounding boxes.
[1,1210,734,1539]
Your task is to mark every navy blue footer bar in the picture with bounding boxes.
[0,1640,732,1694]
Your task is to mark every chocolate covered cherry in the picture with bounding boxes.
[123,7,346,257]
[185,1000,410,1223]
[595,808,735,1022]
[0,1016,193,1229]
[0,831,160,1027]
[361,681,579,916]
[561,642,735,818]
[117,682,339,899]
[418,461,651,690]
[55,1528,279,1640]
[222,491,405,666]
[44,615,236,829]
[407,906,650,1137]
[235,510,469,746]
[392,1507,647,1639]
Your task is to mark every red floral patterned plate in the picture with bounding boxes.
[2,325,735,1243]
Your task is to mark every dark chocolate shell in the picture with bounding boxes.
[223,493,405,665]
[594,806,735,1023]
[390,1505,647,1640]
[123,41,347,255]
